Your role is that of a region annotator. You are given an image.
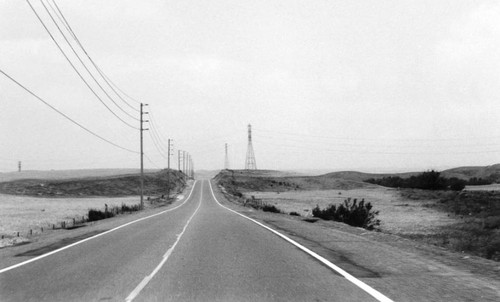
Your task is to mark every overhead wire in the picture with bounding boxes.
[144,153,162,169]
[148,110,171,150]
[253,127,500,142]
[38,0,139,119]
[0,68,139,154]
[253,134,500,155]
[26,0,139,130]
[49,0,140,112]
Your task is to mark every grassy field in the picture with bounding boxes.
[0,168,186,248]
[0,193,140,238]
[244,187,456,236]
[216,169,500,261]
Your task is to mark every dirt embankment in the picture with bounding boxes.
[0,169,186,197]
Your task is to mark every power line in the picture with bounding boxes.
[49,0,140,112]
[38,0,139,120]
[253,132,500,149]
[148,110,171,150]
[144,153,162,169]
[253,127,500,142]
[0,68,139,154]
[26,0,139,129]
[148,131,169,160]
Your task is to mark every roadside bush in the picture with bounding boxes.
[262,204,281,213]
[87,202,142,222]
[121,203,141,212]
[312,198,380,230]
[289,211,301,216]
[88,208,115,222]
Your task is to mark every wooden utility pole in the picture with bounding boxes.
[178,150,181,171]
[183,151,186,176]
[167,138,171,199]
[140,103,148,209]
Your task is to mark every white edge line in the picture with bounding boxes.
[125,181,204,302]
[208,180,394,302]
[0,180,199,275]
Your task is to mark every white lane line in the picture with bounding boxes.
[208,181,394,302]
[0,181,199,275]
[125,182,204,302]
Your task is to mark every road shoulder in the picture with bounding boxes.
[211,180,500,302]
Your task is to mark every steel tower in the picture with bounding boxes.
[245,124,257,170]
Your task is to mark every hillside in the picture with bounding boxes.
[441,164,500,181]
[0,169,185,197]
[320,171,420,182]
[0,169,160,183]
[320,164,500,183]
[214,169,377,193]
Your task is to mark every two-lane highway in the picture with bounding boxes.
[0,180,391,301]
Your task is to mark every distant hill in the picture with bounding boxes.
[214,165,500,193]
[0,169,160,183]
[214,169,378,192]
[320,171,420,182]
[441,164,500,181]
[321,165,500,183]
[0,169,182,197]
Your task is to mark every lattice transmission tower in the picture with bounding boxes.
[245,124,257,170]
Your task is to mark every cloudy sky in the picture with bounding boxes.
[1,0,500,173]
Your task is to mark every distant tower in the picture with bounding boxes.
[245,124,257,170]
[224,143,230,170]
[18,161,21,172]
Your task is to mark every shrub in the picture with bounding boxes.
[289,211,301,216]
[121,203,141,212]
[88,208,115,222]
[312,198,380,230]
[262,204,281,213]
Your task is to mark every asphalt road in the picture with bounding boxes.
[0,180,392,302]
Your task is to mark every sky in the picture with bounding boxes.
[1,0,500,173]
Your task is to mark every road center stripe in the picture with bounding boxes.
[125,181,204,302]
[208,180,394,302]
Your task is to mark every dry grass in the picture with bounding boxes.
[0,193,139,237]
[244,187,456,235]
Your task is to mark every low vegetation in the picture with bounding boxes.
[215,168,500,261]
[397,189,500,261]
[312,198,380,230]
[364,170,493,191]
[87,203,142,222]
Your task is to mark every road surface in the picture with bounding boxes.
[0,180,390,301]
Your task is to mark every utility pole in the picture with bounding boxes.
[178,150,181,171]
[183,151,186,176]
[191,158,195,179]
[140,103,148,209]
[167,139,171,199]
[224,143,229,170]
